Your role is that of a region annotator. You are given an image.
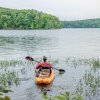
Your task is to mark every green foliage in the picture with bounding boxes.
[62,18,100,28]
[43,94,53,100]
[72,96,82,100]
[54,92,70,100]
[0,96,10,100]
[42,92,83,100]
[0,7,62,29]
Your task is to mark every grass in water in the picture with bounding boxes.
[0,60,28,68]
[43,92,82,100]
[65,57,100,70]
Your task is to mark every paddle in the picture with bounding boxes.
[25,56,65,73]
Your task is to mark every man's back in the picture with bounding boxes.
[36,62,51,69]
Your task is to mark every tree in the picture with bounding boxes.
[0,7,62,29]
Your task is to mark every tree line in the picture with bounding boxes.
[0,7,100,29]
[0,7,62,29]
[62,18,100,28]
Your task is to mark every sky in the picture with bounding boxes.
[0,0,100,21]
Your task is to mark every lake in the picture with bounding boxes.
[0,29,100,100]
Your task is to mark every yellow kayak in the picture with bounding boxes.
[35,69,55,85]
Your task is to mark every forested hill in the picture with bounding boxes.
[62,19,100,28]
[0,7,62,29]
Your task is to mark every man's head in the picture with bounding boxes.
[43,56,47,62]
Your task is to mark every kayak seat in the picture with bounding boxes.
[39,66,51,77]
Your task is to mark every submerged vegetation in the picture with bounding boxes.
[41,57,100,100]
[1,57,100,100]
[43,92,82,100]
[0,70,18,100]
[0,34,100,100]
[65,57,100,70]
[0,59,31,99]
[0,7,62,29]
[64,57,100,99]
[75,70,100,100]
[0,36,14,45]
[0,60,25,67]
[0,96,10,100]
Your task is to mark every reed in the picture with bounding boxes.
[65,57,100,70]
[75,70,100,100]
[43,92,83,100]
[0,60,28,68]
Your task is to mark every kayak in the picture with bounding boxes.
[35,69,55,85]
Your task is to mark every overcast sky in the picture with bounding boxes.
[0,0,100,21]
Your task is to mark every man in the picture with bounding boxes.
[36,56,52,74]
[25,56,52,75]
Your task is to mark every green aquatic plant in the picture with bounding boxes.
[0,92,3,96]
[43,95,53,100]
[0,36,15,45]
[0,71,20,100]
[90,58,100,71]
[0,59,32,100]
[75,80,83,97]
[64,57,100,99]
[65,57,100,70]
[76,70,100,99]
[0,60,27,68]
[0,96,10,100]
[0,71,20,89]
[72,96,82,100]
[54,92,70,100]
[65,57,88,68]
[43,92,83,100]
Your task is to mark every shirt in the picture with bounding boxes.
[36,62,51,69]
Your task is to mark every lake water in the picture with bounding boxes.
[0,29,100,100]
